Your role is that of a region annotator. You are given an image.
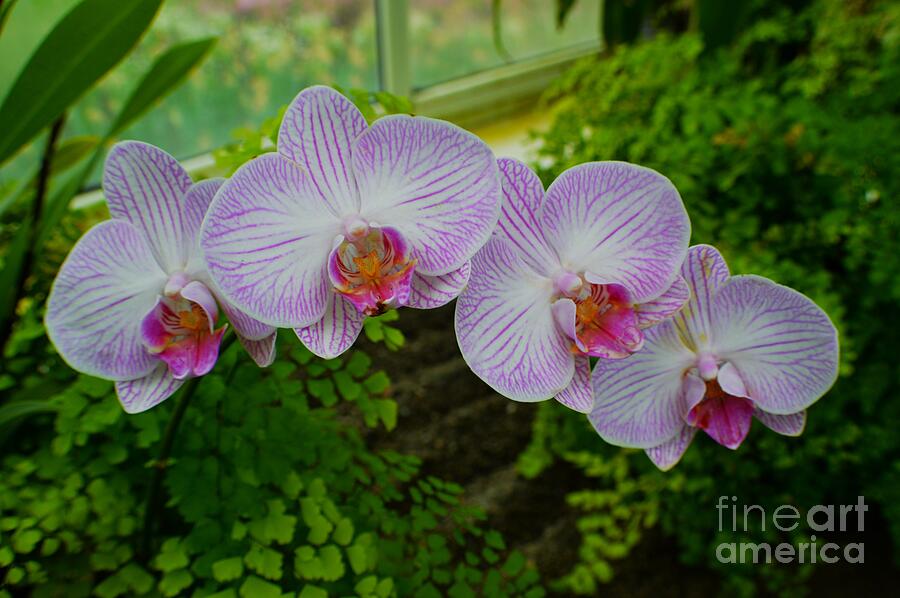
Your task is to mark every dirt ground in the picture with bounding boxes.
[355,304,895,596]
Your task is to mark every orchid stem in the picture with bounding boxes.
[138,334,237,560]
[0,115,66,354]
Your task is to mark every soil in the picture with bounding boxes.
[355,303,895,597]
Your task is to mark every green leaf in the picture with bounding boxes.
[376,399,397,431]
[333,518,354,546]
[375,579,394,598]
[0,0,19,35]
[153,539,189,572]
[298,586,328,598]
[346,543,369,575]
[244,545,283,581]
[501,551,526,576]
[212,557,244,582]
[485,530,506,550]
[0,0,79,95]
[109,37,217,135]
[49,134,99,174]
[334,370,362,401]
[364,371,391,394]
[345,351,372,378]
[239,576,281,598]
[11,528,41,553]
[319,544,344,581]
[0,399,60,427]
[248,499,296,545]
[118,563,154,594]
[159,568,193,597]
[293,546,319,579]
[354,576,378,595]
[0,0,163,165]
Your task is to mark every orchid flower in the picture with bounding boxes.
[590,245,839,470]
[455,158,691,412]
[45,142,277,413]
[199,85,500,358]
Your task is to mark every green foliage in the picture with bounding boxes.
[0,332,544,595]
[532,0,900,593]
[0,0,162,165]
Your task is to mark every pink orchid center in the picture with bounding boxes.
[328,225,416,316]
[565,282,643,359]
[140,281,226,380]
[687,378,754,450]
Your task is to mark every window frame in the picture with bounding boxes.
[72,0,603,208]
[376,0,604,128]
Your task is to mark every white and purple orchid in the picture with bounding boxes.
[455,158,691,413]
[200,86,500,359]
[45,141,277,414]
[590,245,839,470]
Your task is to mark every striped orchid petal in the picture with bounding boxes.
[352,115,500,276]
[200,152,341,328]
[672,244,730,352]
[496,157,558,275]
[183,178,224,277]
[710,275,839,414]
[555,355,592,413]
[635,275,689,329]
[103,141,194,273]
[238,332,277,368]
[115,363,184,414]
[589,322,700,448]
[218,298,275,342]
[295,291,365,359]
[278,85,366,215]
[406,262,471,310]
[455,236,573,402]
[541,162,690,304]
[645,425,697,471]
[755,408,806,436]
[46,220,166,380]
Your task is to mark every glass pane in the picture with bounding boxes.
[410,0,600,89]
[68,0,377,169]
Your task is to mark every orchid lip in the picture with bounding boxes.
[328,225,416,316]
[141,280,226,379]
[555,281,644,359]
[686,377,754,450]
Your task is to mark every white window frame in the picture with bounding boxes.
[376,0,604,129]
[73,1,603,208]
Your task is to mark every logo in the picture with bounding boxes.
[715,496,866,564]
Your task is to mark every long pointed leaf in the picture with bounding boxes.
[36,36,217,247]
[110,37,217,135]
[0,0,163,166]
[0,399,60,427]
[0,0,20,35]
